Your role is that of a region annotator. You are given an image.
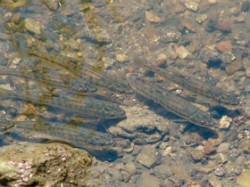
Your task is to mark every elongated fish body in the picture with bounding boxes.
[0,88,126,120]
[129,76,216,130]
[134,58,239,105]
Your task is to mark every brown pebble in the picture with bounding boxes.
[23,103,37,115]
[215,20,232,32]
[182,21,197,33]
[153,59,167,68]
[16,115,28,122]
[208,138,222,146]
[175,4,185,13]
[145,11,161,23]
[204,141,216,155]
[215,41,233,52]
[242,142,250,154]
[225,60,244,75]
[244,108,250,118]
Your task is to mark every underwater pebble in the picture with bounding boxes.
[218,116,232,129]
[185,0,199,11]
[145,11,161,23]
[241,0,250,12]
[241,139,250,154]
[208,176,222,187]
[217,142,230,153]
[124,162,136,176]
[214,167,225,177]
[215,20,232,33]
[110,105,169,143]
[42,0,59,11]
[196,14,208,24]
[136,145,159,168]
[225,60,244,75]
[204,141,216,155]
[215,41,232,52]
[237,168,250,187]
[217,153,228,164]
[24,18,42,35]
[161,146,172,156]
[208,0,217,4]
[136,172,161,187]
[153,164,173,179]
[116,54,129,63]
[189,147,205,162]
[245,65,250,77]
[176,46,191,59]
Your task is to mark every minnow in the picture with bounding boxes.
[128,76,217,130]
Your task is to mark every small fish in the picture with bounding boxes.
[0,88,126,120]
[134,58,239,105]
[4,120,118,160]
[0,66,97,93]
[128,76,217,130]
[28,50,133,94]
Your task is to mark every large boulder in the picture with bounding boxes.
[0,142,92,186]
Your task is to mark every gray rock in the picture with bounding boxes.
[217,142,230,153]
[109,105,169,144]
[136,172,161,187]
[153,164,173,178]
[136,145,159,168]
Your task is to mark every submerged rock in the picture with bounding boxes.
[237,169,250,187]
[109,105,170,144]
[0,142,92,186]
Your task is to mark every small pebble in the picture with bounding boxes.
[214,167,225,177]
[208,176,222,187]
[218,153,228,163]
[154,164,173,178]
[215,41,233,52]
[136,145,159,168]
[176,46,191,59]
[136,172,161,187]
[145,11,161,23]
[162,146,172,156]
[42,0,59,11]
[225,60,244,75]
[208,0,217,4]
[189,148,205,162]
[116,54,129,63]
[185,0,199,11]
[204,141,216,155]
[241,0,250,12]
[236,168,250,187]
[217,143,230,153]
[218,116,232,129]
[215,20,232,33]
[24,18,42,35]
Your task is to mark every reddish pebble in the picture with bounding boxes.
[216,41,233,52]
[127,66,135,73]
[153,58,167,68]
[215,20,232,32]
[182,22,197,33]
[204,141,216,155]
[175,5,185,14]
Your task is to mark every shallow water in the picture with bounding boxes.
[0,0,249,186]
